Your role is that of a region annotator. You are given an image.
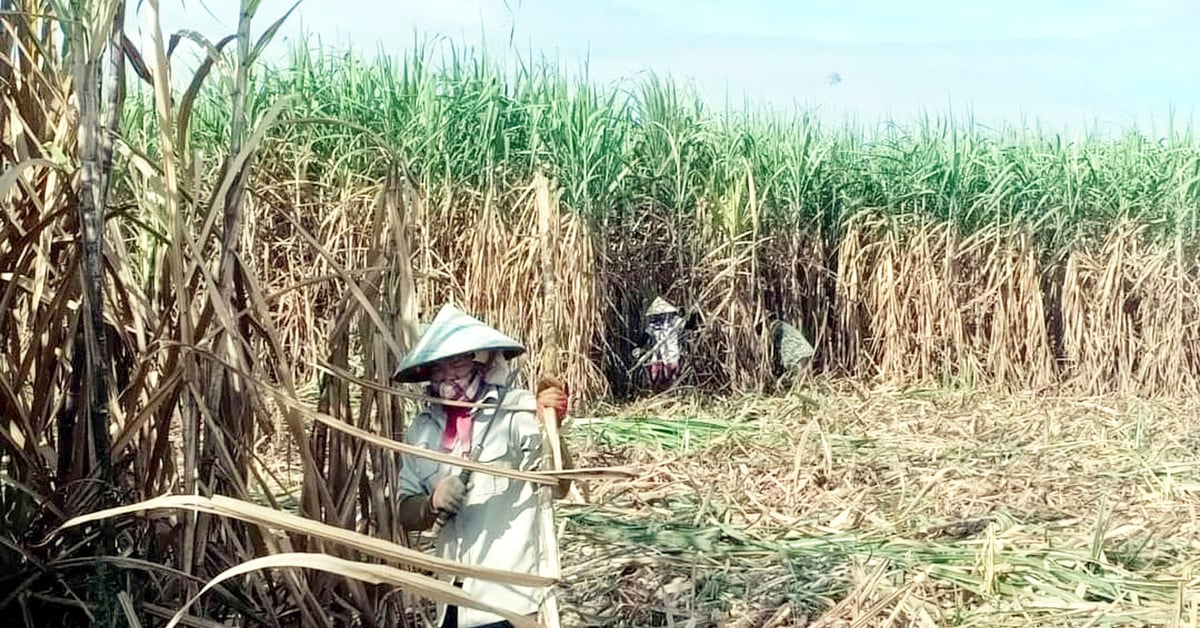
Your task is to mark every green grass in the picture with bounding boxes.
[572,415,760,452]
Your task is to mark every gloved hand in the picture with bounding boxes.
[430,475,466,514]
[536,377,569,425]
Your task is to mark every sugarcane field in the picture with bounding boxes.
[4,1,1200,627]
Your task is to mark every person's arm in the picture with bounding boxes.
[395,415,464,531]
[536,379,573,499]
[396,449,436,532]
[398,474,467,531]
[397,494,438,531]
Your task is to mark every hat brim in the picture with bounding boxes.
[392,347,525,383]
[391,304,527,383]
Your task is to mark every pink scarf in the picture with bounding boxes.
[441,405,474,456]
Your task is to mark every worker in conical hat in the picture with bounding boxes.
[643,296,683,388]
[644,296,678,317]
[394,303,570,628]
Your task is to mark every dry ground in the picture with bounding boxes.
[558,381,1200,627]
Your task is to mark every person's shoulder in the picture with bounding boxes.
[499,387,536,414]
[498,388,541,440]
[405,410,440,445]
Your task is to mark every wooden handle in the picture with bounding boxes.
[541,407,564,471]
[428,508,450,537]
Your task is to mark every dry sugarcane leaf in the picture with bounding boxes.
[58,493,554,587]
[162,552,540,628]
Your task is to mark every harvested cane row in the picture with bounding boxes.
[559,384,1200,627]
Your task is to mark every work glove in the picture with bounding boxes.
[536,377,569,425]
[430,475,466,514]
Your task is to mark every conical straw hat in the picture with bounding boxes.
[645,296,679,317]
[391,304,526,383]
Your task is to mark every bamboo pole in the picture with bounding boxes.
[535,170,563,628]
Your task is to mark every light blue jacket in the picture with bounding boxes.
[397,385,547,628]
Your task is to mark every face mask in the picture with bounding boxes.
[432,373,481,401]
[429,357,485,401]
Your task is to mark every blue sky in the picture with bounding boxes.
[142,0,1200,132]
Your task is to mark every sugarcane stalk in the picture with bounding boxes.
[535,170,563,628]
